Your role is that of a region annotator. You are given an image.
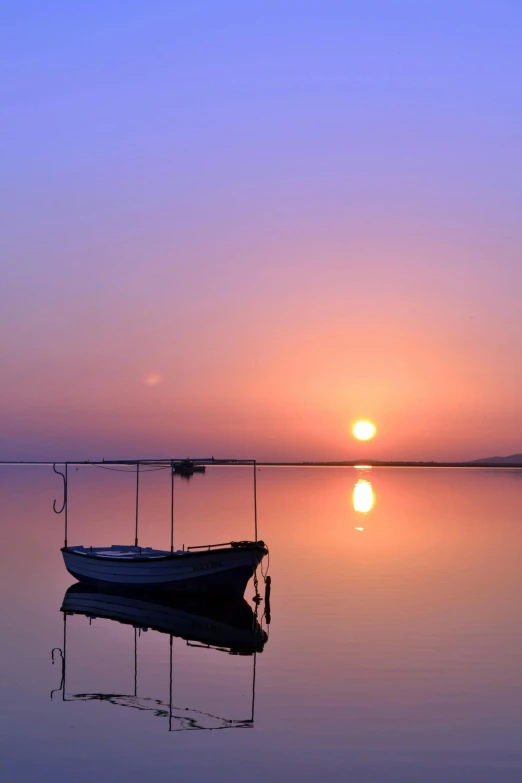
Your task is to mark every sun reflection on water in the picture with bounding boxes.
[353,479,374,514]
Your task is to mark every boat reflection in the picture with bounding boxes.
[51,585,269,731]
[61,583,267,653]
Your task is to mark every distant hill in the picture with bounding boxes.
[471,454,522,465]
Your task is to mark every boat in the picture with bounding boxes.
[62,540,268,597]
[53,457,267,598]
[61,583,267,654]
[173,459,206,478]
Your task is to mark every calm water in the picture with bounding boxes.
[1,466,522,782]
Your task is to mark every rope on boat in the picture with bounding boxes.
[252,543,271,632]
[90,464,170,473]
[261,546,270,580]
[264,576,271,626]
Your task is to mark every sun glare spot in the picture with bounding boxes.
[353,479,374,513]
[353,420,376,441]
[145,373,162,386]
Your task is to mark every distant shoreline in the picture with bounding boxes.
[2,459,522,469]
[255,461,522,468]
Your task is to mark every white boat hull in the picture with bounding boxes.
[62,542,267,597]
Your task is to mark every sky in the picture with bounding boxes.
[1,0,521,461]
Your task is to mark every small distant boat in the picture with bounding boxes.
[62,540,267,597]
[173,460,206,478]
[61,583,267,654]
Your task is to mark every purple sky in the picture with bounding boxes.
[1,1,521,460]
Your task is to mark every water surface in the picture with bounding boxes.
[1,466,522,781]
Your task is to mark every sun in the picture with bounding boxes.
[352,420,376,441]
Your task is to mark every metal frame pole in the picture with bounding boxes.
[250,652,257,723]
[62,612,67,701]
[169,634,173,732]
[170,463,174,553]
[134,628,138,697]
[53,463,69,547]
[64,463,68,547]
[135,463,140,547]
[253,460,258,542]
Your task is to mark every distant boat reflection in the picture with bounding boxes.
[51,585,269,731]
[353,479,374,514]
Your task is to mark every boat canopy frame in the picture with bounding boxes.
[1,457,259,550]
